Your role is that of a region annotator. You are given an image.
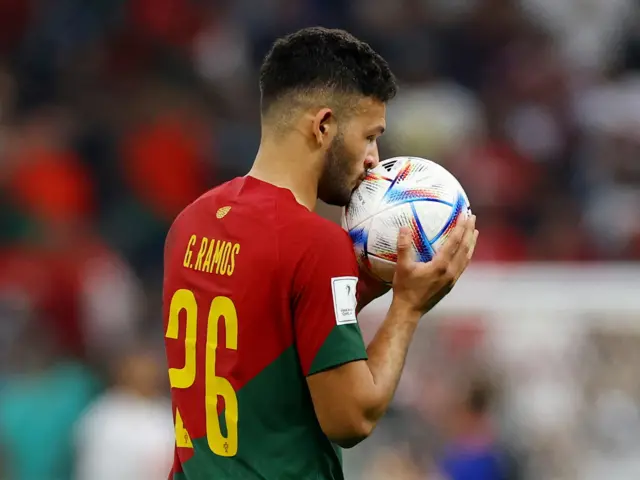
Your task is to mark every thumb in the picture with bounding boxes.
[396,227,414,268]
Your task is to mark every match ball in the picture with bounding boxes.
[343,156,471,284]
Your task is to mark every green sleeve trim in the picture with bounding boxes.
[308,323,368,376]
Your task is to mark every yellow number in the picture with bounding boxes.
[206,296,238,456]
[166,289,198,388]
[166,290,239,457]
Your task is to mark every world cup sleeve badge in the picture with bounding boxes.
[330,276,358,325]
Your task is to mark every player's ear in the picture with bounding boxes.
[312,108,336,147]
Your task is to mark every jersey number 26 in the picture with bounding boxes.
[165,289,239,457]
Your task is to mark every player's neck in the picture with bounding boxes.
[249,140,320,211]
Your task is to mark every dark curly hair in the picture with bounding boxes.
[259,27,397,119]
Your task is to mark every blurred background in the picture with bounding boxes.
[0,0,639,479]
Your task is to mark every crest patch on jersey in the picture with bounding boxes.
[216,206,231,219]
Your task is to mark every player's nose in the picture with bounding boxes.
[364,151,379,170]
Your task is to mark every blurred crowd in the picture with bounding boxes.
[0,0,639,479]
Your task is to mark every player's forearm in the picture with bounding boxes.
[363,299,421,422]
[307,301,421,449]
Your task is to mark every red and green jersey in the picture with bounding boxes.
[162,176,367,479]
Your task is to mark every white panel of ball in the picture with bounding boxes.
[412,201,455,240]
[367,204,410,258]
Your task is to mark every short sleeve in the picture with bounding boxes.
[291,224,368,376]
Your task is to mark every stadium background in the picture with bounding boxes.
[0,0,639,479]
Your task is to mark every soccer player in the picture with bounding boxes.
[162,27,478,480]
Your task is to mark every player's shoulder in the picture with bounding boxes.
[283,209,359,285]
[280,206,352,253]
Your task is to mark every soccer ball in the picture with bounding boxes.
[343,156,471,284]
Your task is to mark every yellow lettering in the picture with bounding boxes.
[212,240,225,274]
[202,239,216,273]
[184,238,240,276]
[220,242,232,275]
[194,237,209,271]
[227,244,240,276]
[183,235,197,268]
[193,237,209,271]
